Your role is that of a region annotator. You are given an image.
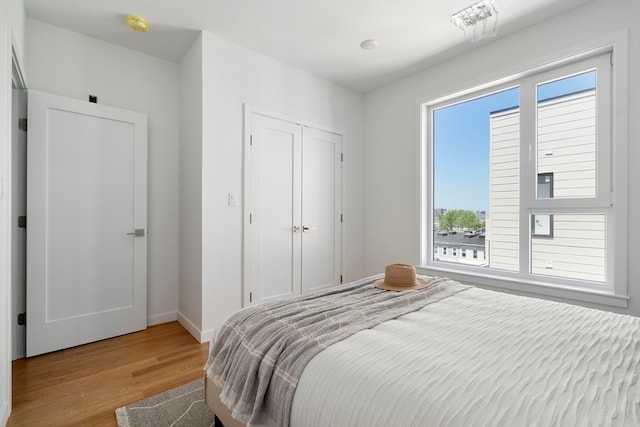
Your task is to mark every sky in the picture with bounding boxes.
[433,71,596,213]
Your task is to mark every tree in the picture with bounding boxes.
[437,209,483,231]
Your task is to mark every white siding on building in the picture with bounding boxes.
[531,214,605,283]
[434,244,486,266]
[537,90,596,199]
[487,90,604,282]
[488,109,519,272]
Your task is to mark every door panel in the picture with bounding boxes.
[250,114,302,303]
[11,88,27,360]
[301,127,342,293]
[45,109,135,319]
[27,90,147,357]
[246,111,342,304]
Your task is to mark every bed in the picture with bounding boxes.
[204,274,640,427]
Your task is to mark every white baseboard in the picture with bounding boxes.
[147,311,178,326]
[1,400,9,427]
[201,327,215,344]
[176,312,216,344]
[177,312,204,343]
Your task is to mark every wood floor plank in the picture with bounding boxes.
[7,321,210,427]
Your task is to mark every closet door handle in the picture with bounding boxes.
[302,225,316,232]
[126,229,145,237]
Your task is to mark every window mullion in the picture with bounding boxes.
[519,79,535,277]
[596,53,612,205]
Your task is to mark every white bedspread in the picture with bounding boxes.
[290,287,640,427]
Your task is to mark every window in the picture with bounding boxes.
[453,248,458,257]
[531,214,553,237]
[443,247,447,255]
[434,246,439,255]
[537,173,553,199]
[462,249,467,257]
[423,51,619,295]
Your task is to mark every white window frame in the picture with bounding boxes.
[419,33,629,308]
[523,55,611,211]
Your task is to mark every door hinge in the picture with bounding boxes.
[18,216,26,228]
[250,135,253,146]
[340,214,343,223]
[18,118,27,131]
[249,213,253,224]
[341,153,344,162]
[340,275,343,284]
[249,292,253,303]
[17,312,26,326]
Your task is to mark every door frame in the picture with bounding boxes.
[1,22,28,421]
[242,104,344,307]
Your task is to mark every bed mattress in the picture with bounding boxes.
[208,282,640,427]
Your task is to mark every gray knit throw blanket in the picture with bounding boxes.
[205,275,469,426]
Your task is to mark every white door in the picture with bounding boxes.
[11,88,27,360]
[246,111,341,304]
[26,90,147,357]
[248,114,302,303]
[301,126,342,293]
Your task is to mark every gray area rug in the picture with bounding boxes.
[116,378,216,427]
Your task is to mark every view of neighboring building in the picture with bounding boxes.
[486,105,520,272]
[433,231,487,267]
[435,87,604,283]
[486,88,605,283]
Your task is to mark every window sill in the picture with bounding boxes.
[416,265,629,309]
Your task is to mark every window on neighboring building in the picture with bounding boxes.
[531,214,554,237]
[434,246,439,254]
[537,173,554,199]
[443,247,447,255]
[423,51,617,294]
[453,248,458,257]
[461,249,467,257]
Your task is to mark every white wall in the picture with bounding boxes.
[5,0,24,61]
[178,35,203,338]
[191,32,365,339]
[363,0,640,316]
[25,19,181,326]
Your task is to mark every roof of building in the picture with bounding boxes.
[433,233,486,249]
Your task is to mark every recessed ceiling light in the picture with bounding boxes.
[360,39,378,50]
[125,15,150,33]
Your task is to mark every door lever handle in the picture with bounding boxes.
[126,229,145,237]
[302,225,316,232]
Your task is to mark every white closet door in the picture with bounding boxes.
[301,127,342,294]
[27,90,147,357]
[249,114,302,303]
[246,111,343,304]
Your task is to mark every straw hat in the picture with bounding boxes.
[374,264,431,291]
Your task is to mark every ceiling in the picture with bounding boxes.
[23,0,595,93]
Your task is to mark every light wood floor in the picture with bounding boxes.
[7,321,210,427]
